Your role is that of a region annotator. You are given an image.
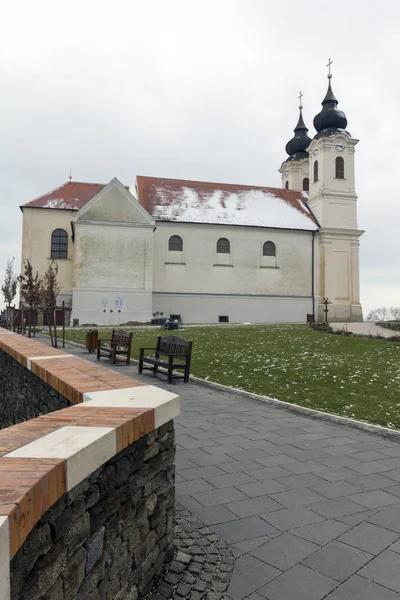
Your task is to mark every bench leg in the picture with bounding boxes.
[138,357,143,373]
[167,356,174,384]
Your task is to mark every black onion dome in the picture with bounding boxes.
[285,109,312,161]
[313,80,348,135]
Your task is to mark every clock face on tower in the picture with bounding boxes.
[335,141,345,152]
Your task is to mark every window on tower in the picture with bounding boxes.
[51,229,68,259]
[303,178,309,192]
[335,156,344,179]
[285,181,289,189]
[313,161,318,182]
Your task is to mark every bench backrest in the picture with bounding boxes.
[111,330,133,347]
[157,336,192,357]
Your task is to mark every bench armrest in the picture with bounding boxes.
[139,346,156,359]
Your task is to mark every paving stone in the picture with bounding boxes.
[195,487,248,507]
[170,561,186,574]
[358,550,400,593]
[233,536,271,554]
[346,460,394,475]
[211,516,277,544]
[190,453,235,467]
[347,489,400,509]
[205,472,257,489]
[337,521,399,554]
[367,503,400,533]
[257,564,337,600]
[309,480,362,499]
[306,497,367,519]
[261,505,324,531]
[226,554,280,600]
[179,465,228,481]
[219,459,265,473]
[389,538,400,553]
[252,454,297,467]
[269,487,325,508]
[176,479,216,496]
[250,532,319,570]
[302,540,373,582]
[290,519,351,545]
[235,479,288,497]
[247,466,293,481]
[275,473,327,490]
[224,495,283,518]
[345,473,398,490]
[323,574,400,599]
[176,551,191,564]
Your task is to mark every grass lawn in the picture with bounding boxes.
[60,324,400,429]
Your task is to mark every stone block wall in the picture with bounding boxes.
[10,422,175,600]
[0,349,70,430]
[0,329,180,600]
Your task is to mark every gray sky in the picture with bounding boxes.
[1,0,399,315]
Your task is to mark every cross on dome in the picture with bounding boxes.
[327,58,333,79]
[298,91,303,111]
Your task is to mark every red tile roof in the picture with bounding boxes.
[136,176,317,230]
[22,176,318,230]
[22,181,106,210]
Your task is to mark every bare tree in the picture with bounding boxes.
[40,261,61,347]
[389,307,400,320]
[1,257,18,328]
[366,306,400,322]
[19,260,42,337]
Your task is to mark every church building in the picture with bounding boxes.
[20,70,363,325]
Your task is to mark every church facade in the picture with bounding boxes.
[20,73,363,325]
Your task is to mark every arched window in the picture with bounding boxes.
[51,229,68,259]
[335,156,344,179]
[216,238,230,254]
[263,241,276,256]
[313,161,318,183]
[285,181,289,189]
[168,235,183,251]
[303,177,309,192]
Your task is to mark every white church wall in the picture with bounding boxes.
[152,222,316,322]
[71,222,154,324]
[153,293,315,324]
[21,207,74,294]
[71,287,152,326]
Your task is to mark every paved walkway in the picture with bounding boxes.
[330,321,399,338]
[40,338,400,599]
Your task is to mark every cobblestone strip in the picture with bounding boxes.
[144,503,235,600]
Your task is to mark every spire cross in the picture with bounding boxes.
[327,58,333,79]
[298,91,303,110]
[69,169,72,182]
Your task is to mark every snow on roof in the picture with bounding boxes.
[22,182,106,210]
[136,176,318,231]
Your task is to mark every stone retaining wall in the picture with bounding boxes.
[0,348,70,430]
[10,422,175,600]
[0,329,180,600]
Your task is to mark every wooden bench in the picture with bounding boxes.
[97,330,133,365]
[138,335,193,383]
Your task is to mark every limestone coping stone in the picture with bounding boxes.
[0,327,180,600]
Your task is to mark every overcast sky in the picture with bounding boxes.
[1,0,399,315]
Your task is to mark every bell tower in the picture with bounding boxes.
[307,60,364,322]
[279,92,311,193]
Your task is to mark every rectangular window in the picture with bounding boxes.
[218,316,229,323]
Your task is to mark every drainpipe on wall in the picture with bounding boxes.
[311,231,315,317]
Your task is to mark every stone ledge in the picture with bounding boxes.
[0,328,180,600]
